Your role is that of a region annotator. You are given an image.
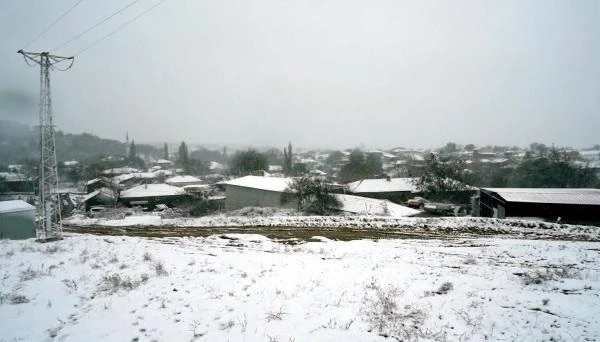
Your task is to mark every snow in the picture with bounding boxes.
[1,234,599,341]
[223,176,292,192]
[120,184,185,198]
[102,167,139,175]
[85,178,101,186]
[347,178,419,193]
[165,175,202,185]
[335,194,420,217]
[209,161,225,170]
[0,200,35,214]
[0,172,27,182]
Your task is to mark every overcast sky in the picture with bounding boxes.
[1,0,598,150]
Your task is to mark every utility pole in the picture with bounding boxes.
[17,50,74,241]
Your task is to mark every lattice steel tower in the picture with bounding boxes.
[18,50,74,240]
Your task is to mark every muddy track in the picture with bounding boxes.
[62,224,521,242]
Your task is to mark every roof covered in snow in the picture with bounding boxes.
[223,176,292,192]
[0,200,35,214]
[347,178,419,193]
[335,194,420,217]
[0,172,28,182]
[166,175,202,184]
[120,184,186,199]
[102,167,139,175]
[209,161,225,170]
[482,188,600,205]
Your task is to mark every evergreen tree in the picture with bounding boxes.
[230,149,268,176]
[283,142,293,176]
[177,142,190,174]
[415,153,472,193]
[128,140,137,162]
[365,153,383,176]
[338,150,370,183]
[163,143,169,160]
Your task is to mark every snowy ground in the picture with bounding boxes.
[1,234,599,341]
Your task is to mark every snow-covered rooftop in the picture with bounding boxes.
[86,178,101,185]
[0,172,28,182]
[209,161,225,170]
[335,194,419,217]
[347,178,419,193]
[102,167,139,175]
[223,176,292,192]
[166,175,202,184]
[120,184,186,199]
[0,200,35,214]
[482,188,600,205]
[112,174,136,184]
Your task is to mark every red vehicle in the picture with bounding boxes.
[407,197,429,209]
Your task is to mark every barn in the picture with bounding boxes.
[478,188,600,223]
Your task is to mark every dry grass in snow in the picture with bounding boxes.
[0,234,599,341]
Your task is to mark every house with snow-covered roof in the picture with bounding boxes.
[166,175,203,187]
[221,175,294,210]
[119,184,186,208]
[346,177,419,203]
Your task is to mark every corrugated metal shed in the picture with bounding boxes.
[482,188,600,205]
[335,194,420,217]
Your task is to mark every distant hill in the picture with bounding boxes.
[0,120,159,163]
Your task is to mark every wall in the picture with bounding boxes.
[225,185,295,211]
[0,209,36,239]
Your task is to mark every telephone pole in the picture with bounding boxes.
[17,50,74,241]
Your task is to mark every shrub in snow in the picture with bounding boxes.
[98,273,138,294]
[363,282,441,340]
[154,260,168,276]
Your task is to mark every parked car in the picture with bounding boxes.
[423,202,461,215]
[88,206,106,217]
[407,197,429,209]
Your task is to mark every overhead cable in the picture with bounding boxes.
[22,0,85,49]
[52,0,141,52]
[75,0,168,56]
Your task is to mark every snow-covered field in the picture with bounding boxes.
[1,234,599,341]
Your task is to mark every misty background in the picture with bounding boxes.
[0,0,598,149]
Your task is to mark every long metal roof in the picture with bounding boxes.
[481,188,600,205]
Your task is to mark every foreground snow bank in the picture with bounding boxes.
[1,234,599,341]
[63,214,600,241]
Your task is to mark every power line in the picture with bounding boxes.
[22,0,84,49]
[75,0,168,56]
[52,0,141,52]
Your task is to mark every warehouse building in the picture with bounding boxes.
[478,188,600,223]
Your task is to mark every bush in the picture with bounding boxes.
[281,177,341,215]
[189,200,220,217]
[154,261,168,276]
[98,273,138,294]
[363,282,434,340]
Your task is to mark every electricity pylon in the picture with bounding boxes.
[17,50,74,241]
